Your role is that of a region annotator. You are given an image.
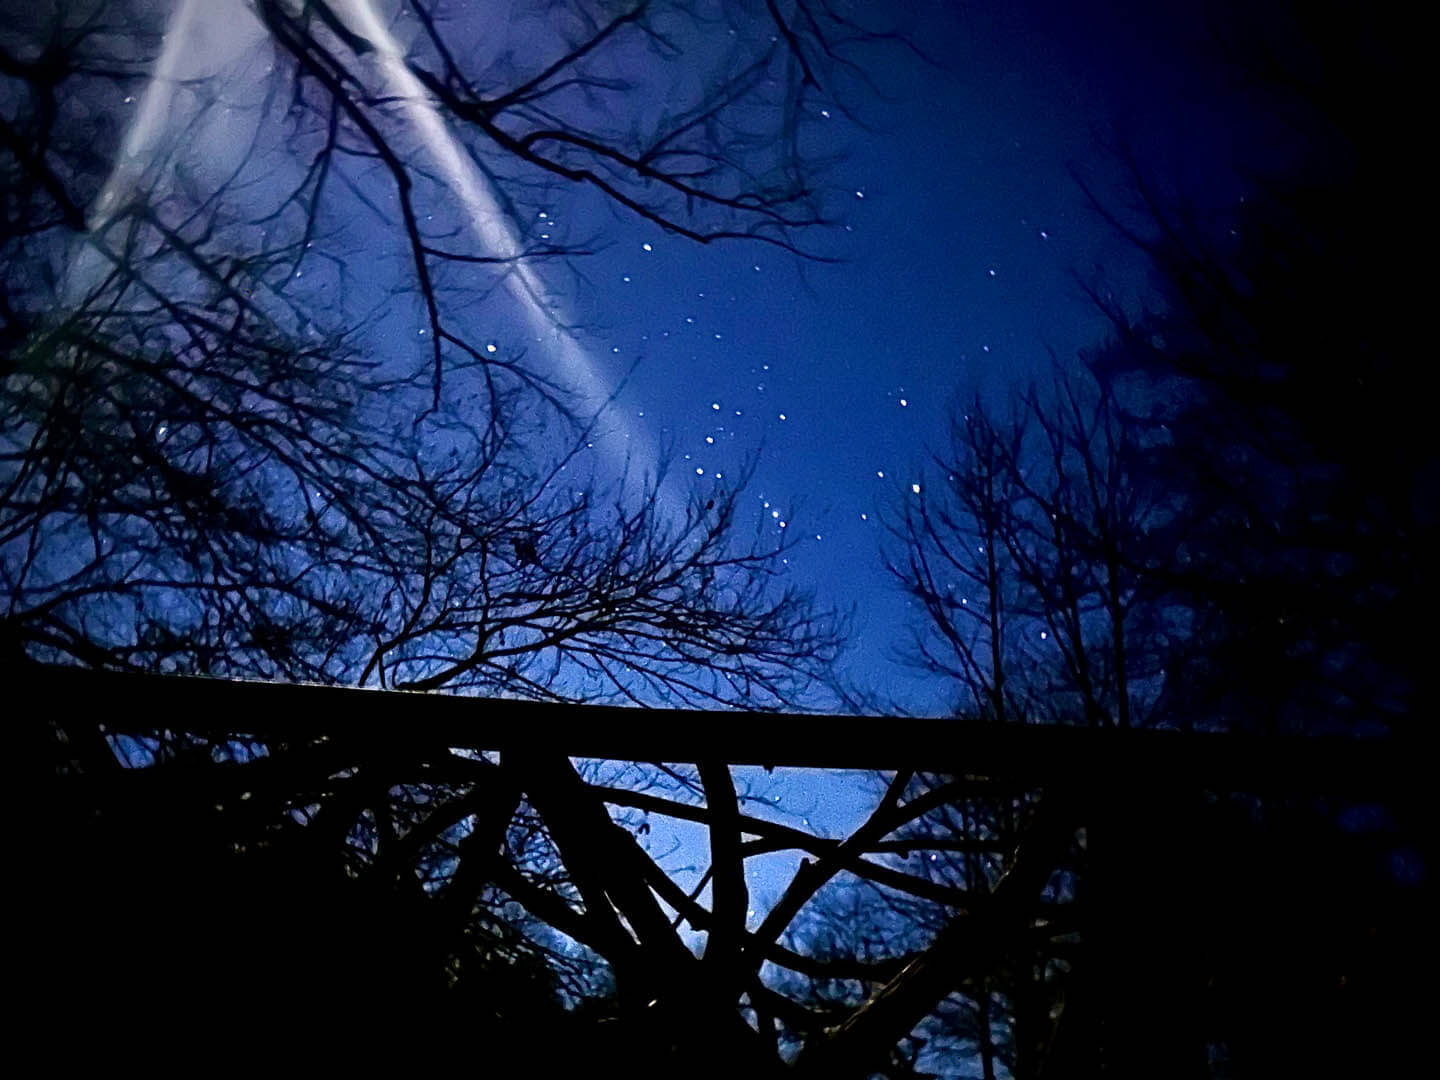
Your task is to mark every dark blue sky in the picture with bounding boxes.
[540,0,1272,711]
[529,0,1317,941]
[108,0,1282,712]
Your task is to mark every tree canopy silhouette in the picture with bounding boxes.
[3,0,870,1064]
[873,9,1429,1070]
[3,0,874,694]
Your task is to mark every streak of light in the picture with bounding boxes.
[65,0,204,306]
[90,0,201,230]
[80,0,648,478]
[340,0,648,473]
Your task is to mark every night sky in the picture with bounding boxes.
[451,0,1311,873]
[85,4,1298,854]
[308,0,1302,888]
[103,0,1285,714]
[500,0,1272,712]
[58,0,1322,927]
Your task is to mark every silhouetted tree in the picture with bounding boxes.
[860,264,1426,1077]
[866,7,1430,1073]
[871,199,1429,1076]
[4,0,889,1060]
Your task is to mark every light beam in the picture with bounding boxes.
[338,0,649,475]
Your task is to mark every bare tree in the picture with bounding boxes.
[4,0,886,690]
[869,243,1427,1072]
[851,6,1432,1071]
[10,6,1090,1077]
[884,377,1169,733]
[2,0,885,1063]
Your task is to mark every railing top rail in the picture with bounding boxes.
[25,664,1416,795]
